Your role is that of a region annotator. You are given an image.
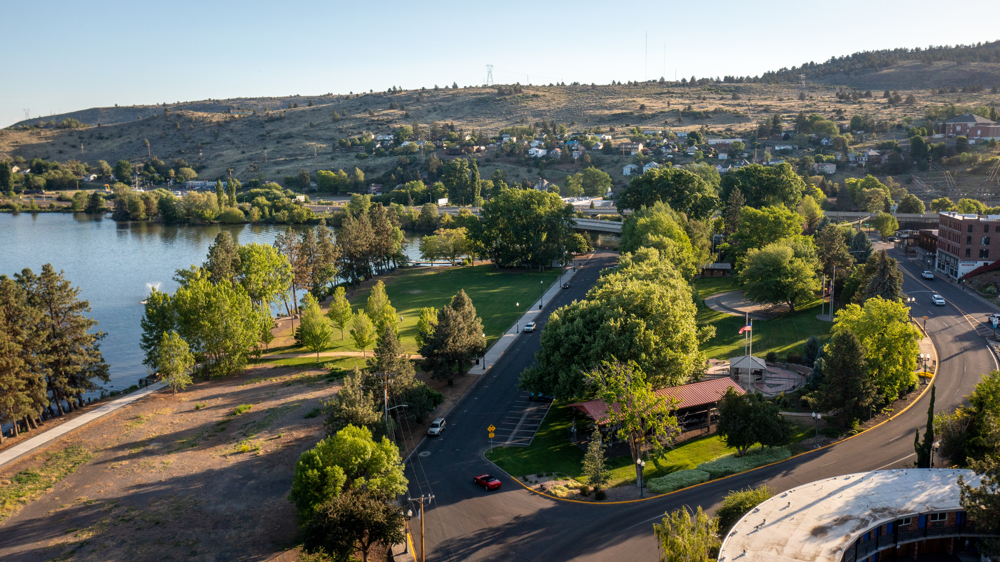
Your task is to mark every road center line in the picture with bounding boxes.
[875,454,915,471]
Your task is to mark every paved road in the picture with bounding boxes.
[404,244,999,562]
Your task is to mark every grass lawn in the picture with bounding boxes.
[693,278,832,362]
[693,277,738,301]
[487,405,823,488]
[269,265,562,356]
[256,356,367,373]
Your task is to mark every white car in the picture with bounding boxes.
[931,294,946,306]
[427,418,446,436]
[523,321,536,333]
[921,271,934,280]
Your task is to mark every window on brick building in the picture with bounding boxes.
[966,248,972,258]
[981,249,990,259]
[983,237,991,246]
[968,236,973,245]
[986,225,990,232]
[969,225,974,232]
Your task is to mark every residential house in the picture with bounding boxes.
[11,166,21,174]
[620,142,644,155]
[813,162,836,174]
[375,134,394,142]
[717,153,728,160]
[529,140,544,148]
[675,131,688,138]
[685,146,698,155]
[642,130,663,136]
[572,150,583,159]
[565,140,579,148]
[820,137,833,146]
[368,184,384,196]
[549,148,562,158]
[858,149,880,165]
[623,164,640,176]
[774,145,796,151]
[643,161,660,173]
[83,174,98,182]
[591,142,603,151]
[532,178,554,191]
[715,164,731,173]
[707,138,742,150]
[527,147,547,158]
[600,134,613,141]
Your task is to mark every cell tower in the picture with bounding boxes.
[486,65,494,86]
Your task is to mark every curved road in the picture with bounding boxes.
[404,244,999,562]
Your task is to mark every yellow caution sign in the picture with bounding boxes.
[487,424,496,433]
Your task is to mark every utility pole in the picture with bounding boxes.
[408,494,434,562]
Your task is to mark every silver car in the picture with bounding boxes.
[931,294,945,306]
[427,418,446,436]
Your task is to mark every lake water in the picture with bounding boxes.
[0,213,425,392]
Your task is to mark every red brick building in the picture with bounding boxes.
[936,212,1000,278]
[941,113,1000,139]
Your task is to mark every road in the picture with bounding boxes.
[404,243,999,562]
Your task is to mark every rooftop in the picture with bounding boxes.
[945,113,995,124]
[939,212,1000,221]
[568,378,744,421]
[717,469,981,562]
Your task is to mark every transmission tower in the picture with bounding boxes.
[23,108,29,121]
[486,65,494,86]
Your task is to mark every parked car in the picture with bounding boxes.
[931,294,946,306]
[473,474,502,491]
[529,392,554,402]
[989,313,1000,327]
[427,418,446,436]
[921,271,934,280]
[562,282,571,289]
[523,321,536,333]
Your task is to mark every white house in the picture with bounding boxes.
[623,164,640,176]
[820,137,833,146]
[375,133,394,142]
[533,178,554,191]
[643,161,661,173]
[813,162,836,174]
[600,134,613,141]
[675,131,688,138]
[549,148,562,158]
[83,174,98,181]
[642,130,663,136]
[529,140,544,148]
[527,147,547,158]
[572,150,583,159]
[774,145,795,151]
[591,142,603,150]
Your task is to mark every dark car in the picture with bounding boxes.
[529,392,554,402]
[474,474,502,491]
[562,282,571,289]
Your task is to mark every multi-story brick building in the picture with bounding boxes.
[936,212,1000,278]
[940,113,1000,139]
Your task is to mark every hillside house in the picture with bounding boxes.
[707,138,742,150]
[528,147,547,158]
[858,149,880,164]
[591,142,603,150]
[620,142,644,155]
[942,114,1000,139]
[532,178,554,191]
[821,137,833,146]
[600,134,613,141]
[813,162,836,174]
[529,140,544,148]
[643,161,660,173]
[642,130,663,136]
[550,148,562,158]
[368,184,383,196]
[623,164,640,176]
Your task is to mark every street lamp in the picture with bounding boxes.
[515,302,519,332]
[539,280,544,309]
[931,441,940,468]
[811,412,822,449]
[482,333,487,370]
[636,458,646,497]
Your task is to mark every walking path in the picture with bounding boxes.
[0,382,166,469]
[704,290,789,320]
[467,264,580,376]
[264,351,423,360]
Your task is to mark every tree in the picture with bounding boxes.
[289,424,407,521]
[936,370,1000,467]
[616,167,718,220]
[729,205,802,265]
[896,193,925,214]
[156,331,194,394]
[716,486,774,535]
[83,192,105,214]
[236,242,293,308]
[327,286,353,340]
[722,187,745,235]
[797,195,824,233]
[206,231,241,285]
[620,202,699,280]
[323,368,383,437]
[959,453,1000,558]
[832,297,919,404]
[914,385,936,468]
[821,329,876,427]
[420,290,485,384]
[350,310,377,358]
[849,231,873,264]
[140,288,175,373]
[368,326,414,379]
[415,307,438,349]
[472,189,576,269]
[815,226,853,279]
[872,211,899,239]
[113,160,133,183]
[0,160,12,192]
[587,360,678,488]
[580,167,613,197]
[719,163,806,209]
[16,265,109,415]
[803,335,822,367]
[930,197,955,212]
[653,507,720,562]
[299,294,334,359]
[582,427,609,491]
[738,238,819,312]
[302,488,405,562]
[716,388,791,456]
[858,251,904,304]
[0,275,47,438]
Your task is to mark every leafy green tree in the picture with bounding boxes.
[716,486,774,534]
[157,331,194,394]
[236,242,292,308]
[936,370,1000,467]
[206,231,241,285]
[350,310,378,358]
[289,424,407,521]
[299,294,334,359]
[739,238,818,312]
[832,297,919,404]
[803,335,822,367]
[83,192,105,214]
[415,307,438,349]
[914,385,936,468]
[719,163,805,209]
[421,290,485,384]
[580,167,613,197]
[872,211,899,239]
[653,506,720,562]
[140,289,175,372]
[323,368,383,437]
[582,427,609,491]
[716,388,791,456]
[215,180,226,208]
[821,329,876,427]
[620,202,699,280]
[473,188,576,269]
[929,197,955,212]
[896,193,925,214]
[302,488,405,562]
[616,167,718,220]
[368,325,414,379]
[730,205,802,265]
[815,226,853,279]
[327,286,353,340]
[587,360,678,487]
[959,451,1000,557]
[722,187,745,235]
[0,275,47,437]
[113,160,133,183]
[797,195,824,233]
[849,231,873,264]
[0,160,12,192]
[16,265,109,415]
[956,197,986,214]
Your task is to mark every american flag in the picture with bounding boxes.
[738,325,752,334]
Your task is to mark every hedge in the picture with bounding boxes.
[647,469,711,494]
[696,447,791,479]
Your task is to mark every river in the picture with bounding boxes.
[0,212,425,392]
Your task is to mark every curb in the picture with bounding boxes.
[485,321,941,506]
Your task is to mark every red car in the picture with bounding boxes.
[473,474,502,491]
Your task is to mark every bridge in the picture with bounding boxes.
[572,217,622,234]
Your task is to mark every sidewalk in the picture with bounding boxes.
[467,265,580,376]
[0,382,166,469]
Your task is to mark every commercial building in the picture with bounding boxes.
[941,113,1000,139]
[717,469,987,562]
[936,212,1000,279]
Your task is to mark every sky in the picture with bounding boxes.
[2,0,998,128]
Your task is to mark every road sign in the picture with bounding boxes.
[487,424,495,433]
[488,432,495,438]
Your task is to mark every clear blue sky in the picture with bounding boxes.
[2,0,997,128]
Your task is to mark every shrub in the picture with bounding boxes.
[696,447,791,479]
[765,351,778,363]
[304,407,321,419]
[594,490,606,501]
[194,402,207,410]
[647,469,711,494]
[548,485,573,498]
[716,485,775,533]
[579,485,591,497]
[233,403,253,416]
[785,353,803,364]
[217,207,246,224]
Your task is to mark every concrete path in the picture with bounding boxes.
[704,289,789,320]
[0,382,166,469]
[264,351,423,360]
[467,264,581,376]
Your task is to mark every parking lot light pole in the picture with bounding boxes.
[515,303,519,332]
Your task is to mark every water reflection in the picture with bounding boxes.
[0,213,425,390]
